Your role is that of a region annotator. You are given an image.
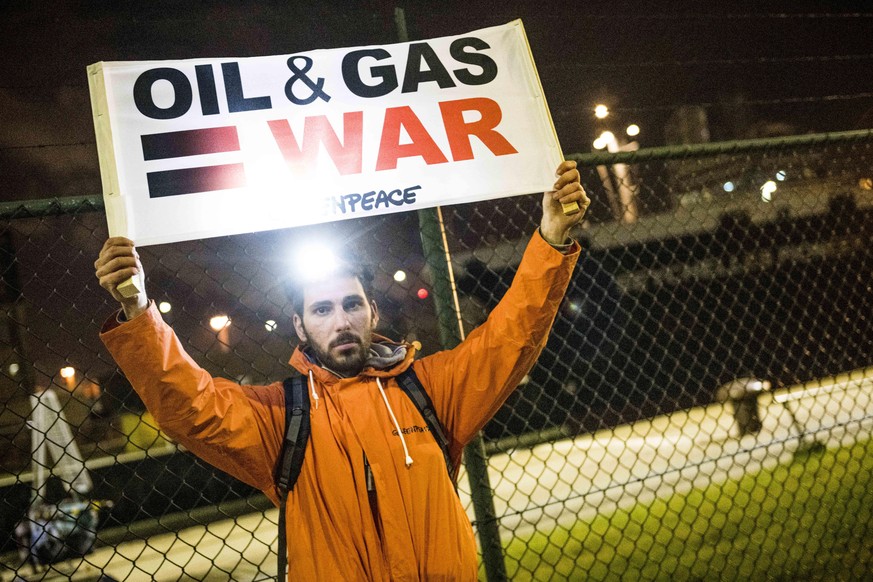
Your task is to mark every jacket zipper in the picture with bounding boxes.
[364,453,383,542]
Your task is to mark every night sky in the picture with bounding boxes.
[1,1,871,202]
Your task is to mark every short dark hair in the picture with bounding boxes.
[284,254,375,316]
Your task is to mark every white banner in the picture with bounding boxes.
[88,20,562,246]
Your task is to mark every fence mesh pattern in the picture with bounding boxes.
[1,134,872,581]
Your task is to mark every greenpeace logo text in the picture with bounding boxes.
[326,185,420,215]
[392,425,430,437]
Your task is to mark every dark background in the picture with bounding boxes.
[1,1,872,201]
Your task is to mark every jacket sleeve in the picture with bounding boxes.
[413,230,580,458]
[100,303,285,504]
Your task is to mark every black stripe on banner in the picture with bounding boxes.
[147,164,246,198]
[141,126,240,161]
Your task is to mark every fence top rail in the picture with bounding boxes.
[0,195,103,220]
[569,127,873,165]
[1,128,871,220]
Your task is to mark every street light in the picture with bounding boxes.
[626,124,640,137]
[761,181,777,202]
[592,131,614,150]
[594,104,609,119]
[60,366,76,389]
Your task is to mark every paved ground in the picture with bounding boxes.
[4,367,871,581]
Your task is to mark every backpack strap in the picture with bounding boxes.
[276,375,310,582]
[275,368,452,492]
[395,366,455,480]
[277,375,311,494]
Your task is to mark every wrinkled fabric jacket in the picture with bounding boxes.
[101,232,579,580]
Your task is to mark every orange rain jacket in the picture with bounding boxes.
[101,231,580,580]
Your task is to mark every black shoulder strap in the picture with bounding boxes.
[275,367,453,492]
[395,366,455,481]
[277,375,309,582]
[276,375,311,495]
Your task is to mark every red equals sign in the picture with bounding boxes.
[141,126,246,198]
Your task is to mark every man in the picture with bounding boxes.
[95,160,588,580]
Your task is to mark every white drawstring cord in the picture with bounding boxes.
[308,370,319,410]
[376,378,413,467]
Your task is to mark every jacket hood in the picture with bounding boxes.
[288,334,417,384]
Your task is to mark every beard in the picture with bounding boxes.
[305,330,372,377]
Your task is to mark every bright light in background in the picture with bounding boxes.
[210,315,231,331]
[593,131,614,150]
[8,363,19,376]
[60,366,76,379]
[417,288,429,299]
[265,320,277,332]
[626,124,640,137]
[159,301,172,314]
[761,180,777,202]
[393,270,407,282]
[723,181,735,193]
[292,243,340,282]
[747,379,770,392]
[776,170,787,181]
[594,104,609,119]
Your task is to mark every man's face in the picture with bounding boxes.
[292,275,379,376]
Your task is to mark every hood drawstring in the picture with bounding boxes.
[308,370,319,410]
[376,378,413,467]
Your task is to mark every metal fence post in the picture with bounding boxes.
[417,205,508,581]
[388,17,505,576]
[393,8,514,576]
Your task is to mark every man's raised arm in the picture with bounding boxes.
[414,161,589,454]
[95,239,285,501]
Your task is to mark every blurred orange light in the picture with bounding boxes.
[210,315,231,331]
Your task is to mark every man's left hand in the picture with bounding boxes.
[540,160,590,246]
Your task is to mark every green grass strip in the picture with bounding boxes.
[503,437,873,581]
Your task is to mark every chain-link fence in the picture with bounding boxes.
[1,131,872,581]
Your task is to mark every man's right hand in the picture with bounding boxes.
[95,237,149,320]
